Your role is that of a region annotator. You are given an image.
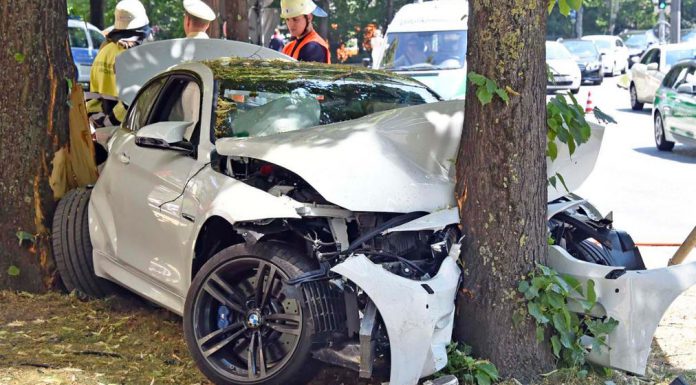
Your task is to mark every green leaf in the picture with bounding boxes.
[14,52,25,64]
[536,325,545,343]
[16,231,36,246]
[558,0,571,16]
[594,107,617,124]
[550,335,562,357]
[475,372,491,385]
[518,280,530,294]
[495,87,510,104]
[527,302,549,324]
[561,274,583,294]
[477,362,499,380]
[585,279,597,306]
[467,72,487,86]
[476,87,494,105]
[555,173,570,192]
[547,0,556,14]
[577,369,588,378]
[65,77,73,90]
[547,291,565,309]
[547,140,558,160]
[552,312,569,333]
[7,265,20,277]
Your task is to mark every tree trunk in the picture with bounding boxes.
[89,0,104,29]
[204,0,224,39]
[0,1,73,291]
[576,6,584,38]
[384,0,394,32]
[454,0,555,382]
[608,0,620,34]
[317,0,330,44]
[225,0,249,42]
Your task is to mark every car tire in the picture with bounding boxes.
[630,84,644,110]
[571,87,580,94]
[572,239,613,266]
[51,187,116,298]
[184,242,320,385]
[654,112,675,151]
[593,78,603,85]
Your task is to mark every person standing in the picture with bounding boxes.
[269,28,285,51]
[183,0,216,39]
[87,0,150,128]
[280,0,330,63]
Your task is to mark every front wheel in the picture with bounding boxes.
[184,242,319,385]
[654,113,675,151]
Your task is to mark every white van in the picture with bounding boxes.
[375,0,468,100]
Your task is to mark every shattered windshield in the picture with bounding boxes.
[209,59,439,139]
[381,30,468,71]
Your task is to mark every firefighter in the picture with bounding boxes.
[280,0,330,63]
[183,0,216,39]
[87,0,150,128]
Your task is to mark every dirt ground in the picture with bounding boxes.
[0,288,694,385]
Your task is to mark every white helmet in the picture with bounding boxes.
[280,0,328,19]
[114,0,149,30]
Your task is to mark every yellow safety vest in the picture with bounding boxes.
[87,42,127,124]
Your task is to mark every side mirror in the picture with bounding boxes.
[677,84,696,95]
[631,56,640,63]
[647,63,659,71]
[135,121,195,154]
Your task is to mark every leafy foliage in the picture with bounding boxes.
[438,343,499,385]
[467,72,510,106]
[7,266,20,277]
[517,264,619,368]
[546,93,591,161]
[548,0,583,16]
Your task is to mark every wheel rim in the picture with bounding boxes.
[655,114,664,145]
[192,257,303,383]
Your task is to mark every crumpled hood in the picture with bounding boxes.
[216,100,465,213]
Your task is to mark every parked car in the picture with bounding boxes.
[547,41,582,93]
[653,59,696,151]
[53,39,696,385]
[375,0,468,100]
[629,43,696,110]
[68,18,105,88]
[620,30,659,67]
[562,39,604,85]
[582,35,629,76]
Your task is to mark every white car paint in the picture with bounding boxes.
[631,43,696,105]
[548,245,696,375]
[546,41,582,93]
[582,35,629,76]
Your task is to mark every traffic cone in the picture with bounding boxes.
[585,91,594,113]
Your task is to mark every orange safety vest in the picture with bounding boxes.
[282,30,331,64]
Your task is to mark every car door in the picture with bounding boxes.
[673,65,696,139]
[633,49,655,100]
[614,38,628,70]
[658,64,688,134]
[644,48,662,101]
[104,73,205,297]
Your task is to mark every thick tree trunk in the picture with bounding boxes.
[203,0,223,39]
[0,1,73,291]
[89,0,104,29]
[454,0,555,382]
[225,0,249,42]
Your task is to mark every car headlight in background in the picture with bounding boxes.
[585,61,601,71]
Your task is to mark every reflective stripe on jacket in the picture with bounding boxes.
[282,30,330,63]
[88,42,127,127]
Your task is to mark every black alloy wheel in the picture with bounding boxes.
[184,242,317,385]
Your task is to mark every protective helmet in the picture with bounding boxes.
[280,0,328,19]
[114,0,149,30]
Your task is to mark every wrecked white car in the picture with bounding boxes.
[52,40,696,385]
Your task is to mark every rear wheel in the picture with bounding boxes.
[184,242,319,385]
[654,113,675,151]
[630,84,644,110]
[51,188,116,298]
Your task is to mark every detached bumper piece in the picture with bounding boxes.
[548,245,696,375]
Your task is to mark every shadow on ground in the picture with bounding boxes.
[634,146,696,164]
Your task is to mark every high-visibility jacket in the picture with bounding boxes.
[282,30,330,64]
[87,42,127,127]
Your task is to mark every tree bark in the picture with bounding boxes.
[0,1,73,291]
[454,0,555,382]
[224,0,249,42]
[89,0,104,29]
[203,0,224,39]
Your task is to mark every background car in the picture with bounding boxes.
[547,41,582,94]
[682,29,696,44]
[582,35,629,76]
[562,39,604,85]
[620,30,659,68]
[653,59,696,151]
[629,43,696,110]
[68,18,105,88]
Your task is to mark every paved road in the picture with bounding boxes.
[566,76,696,265]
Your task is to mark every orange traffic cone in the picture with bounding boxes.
[585,91,594,113]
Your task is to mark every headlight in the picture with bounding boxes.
[585,62,601,71]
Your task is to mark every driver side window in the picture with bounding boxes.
[148,76,202,143]
[124,77,167,131]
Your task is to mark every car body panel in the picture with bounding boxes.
[331,250,461,385]
[653,60,696,147]
[562,39,604,84]
[548,245,696,375]
[68,19,105,85]
[632,43,696,104]
[547,41,582,92]
[582,35,629,75]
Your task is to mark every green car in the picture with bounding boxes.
[653,59,696,151]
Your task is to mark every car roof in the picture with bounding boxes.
[583,35,620,40]
[67,19,102,33]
